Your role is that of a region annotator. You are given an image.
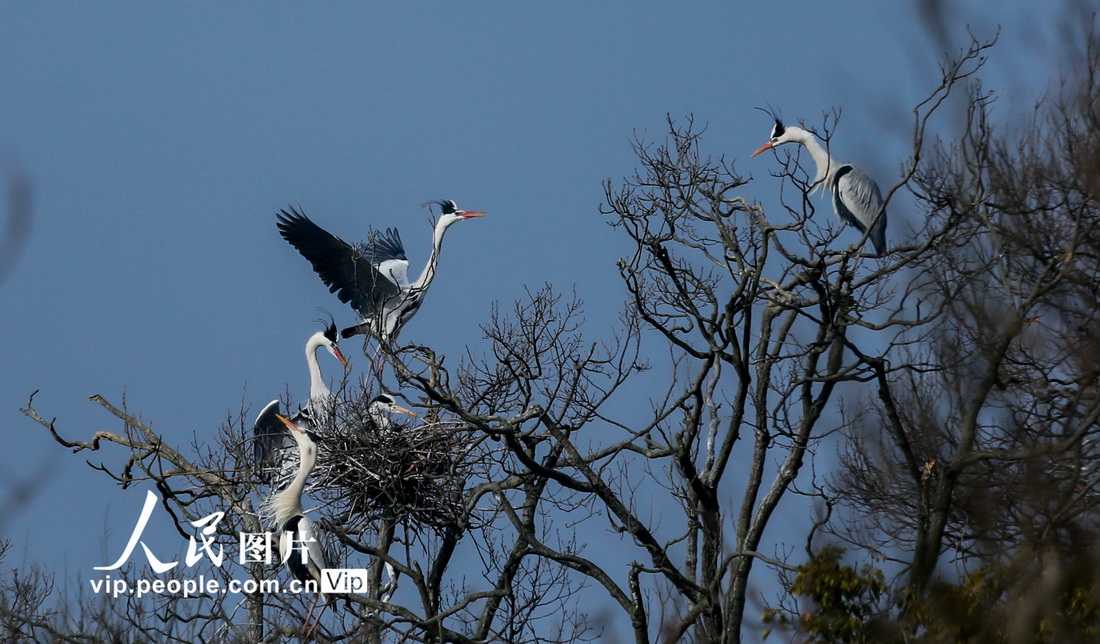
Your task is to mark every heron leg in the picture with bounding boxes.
[302,591,325,635]
[368,341,385,382]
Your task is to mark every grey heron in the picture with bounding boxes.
[276,200,487,345]
[253,320,348,485]
[366,394,417,431]
[268,414,333,634]
[752,114,888,255]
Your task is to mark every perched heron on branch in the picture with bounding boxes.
[276,200,487,346]
[752,110,888,255]
[253,320,348,486]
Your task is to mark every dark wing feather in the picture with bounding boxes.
[279,516,313,583]
[364,227,406,264]
[832,165,887,255]
[253,399,289,483]
[255,400,309,488]
[276,207,402,316]
[280,515,332,584]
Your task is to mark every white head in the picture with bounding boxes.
[280,415,320,465]
[308,319,349,371]
[426,199,487,230]
[367,394,417,429]
[751,116,812,157]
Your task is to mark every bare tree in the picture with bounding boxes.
[759,15,1100,644]
[7,31,1014,644]
[831,27,1100,590]
[360,37,985,643]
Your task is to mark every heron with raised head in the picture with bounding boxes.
[266,414,333,634]
[276,199,487,344]
[253,320,349,485]
[752,112,888,255]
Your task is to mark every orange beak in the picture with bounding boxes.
[751,141,774,157]
[458,211,487,219]
[393,405,417,418]
[333,346,350,371]
[275,414,302,433]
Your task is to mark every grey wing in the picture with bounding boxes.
[255,400,306,490]
[364,228,407,264]
[318,523,340,571]
[253,400,291,484]
[832,165,887,254]
[297,515,336,575]
[364,228,410,290]
[276,207,403,316]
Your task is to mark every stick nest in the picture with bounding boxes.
[310,399,470,534]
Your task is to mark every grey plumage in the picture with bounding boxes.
[753,113,889,255]
[832,165,887,255]
[276,201,487,343]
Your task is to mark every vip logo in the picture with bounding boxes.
[321,569,371,593]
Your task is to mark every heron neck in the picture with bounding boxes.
[278,442,315,523]
[305,337,329,401]
[796,130,838,189]
[411,219,450,291]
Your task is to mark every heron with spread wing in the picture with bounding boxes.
[276,199,487,345]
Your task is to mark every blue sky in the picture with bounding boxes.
[0,0,1062,629]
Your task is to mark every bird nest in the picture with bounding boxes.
[310,400,470,534]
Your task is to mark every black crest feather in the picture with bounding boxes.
[422,199,459,215]
[316,310,339,343]
[755,105,785,138]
